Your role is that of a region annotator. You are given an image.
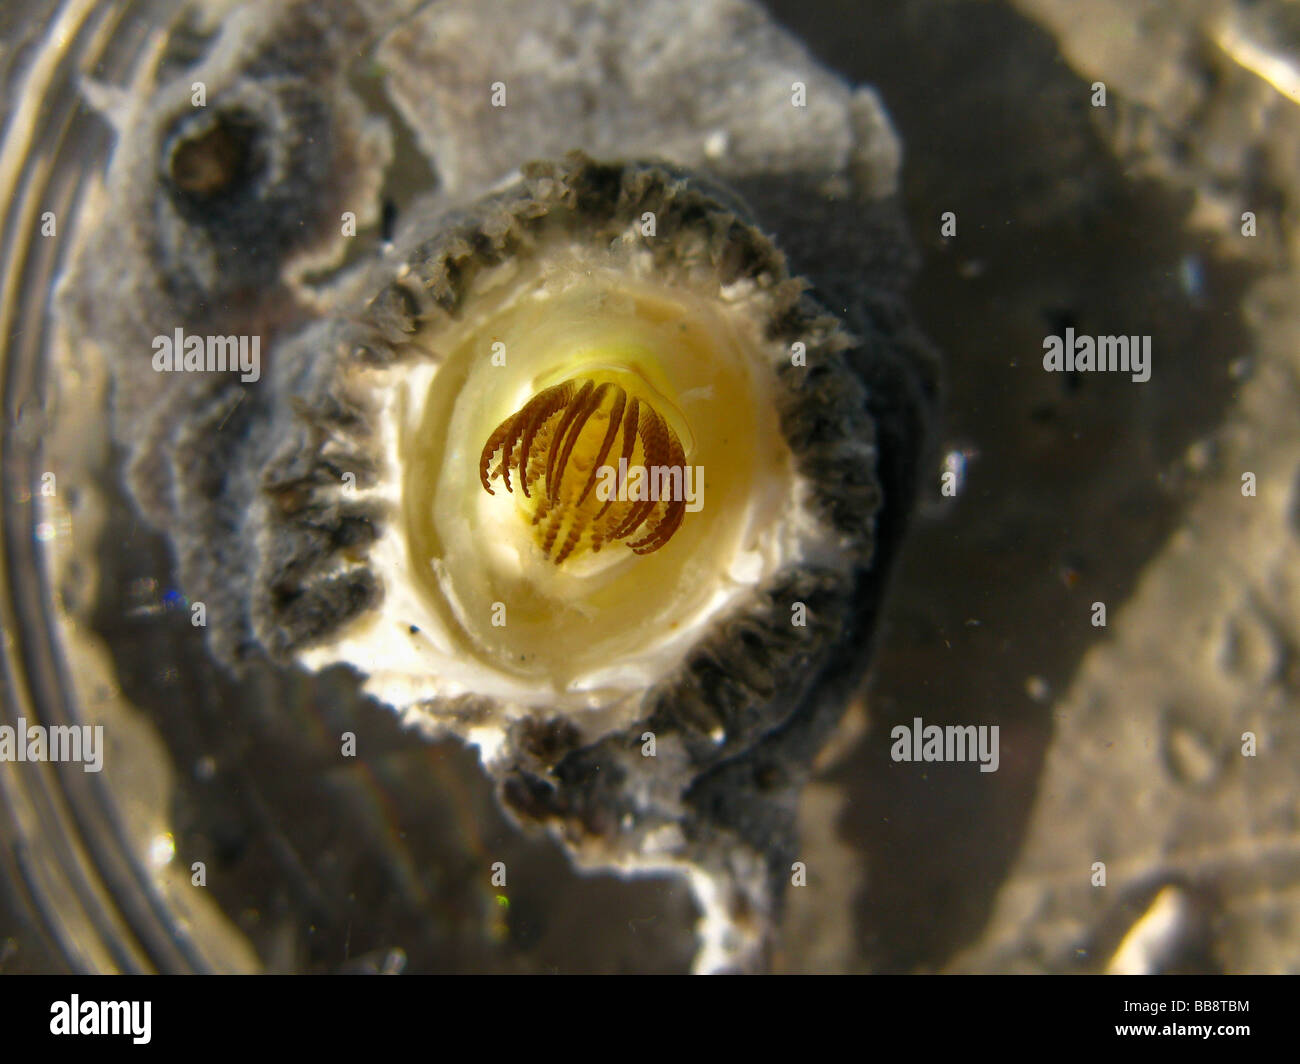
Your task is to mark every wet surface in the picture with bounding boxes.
[88,472,701,973]
[764,0,1263,971]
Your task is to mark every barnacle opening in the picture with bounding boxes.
[397,248,794,692]
[166,109,264,201]
[478,372,693,564]
[293,156,879,717]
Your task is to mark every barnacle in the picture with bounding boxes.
[141,150,924,970]
[479,375,691,563]
[206,150,932,972]
[54,0,933,972]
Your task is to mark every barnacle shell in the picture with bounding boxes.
[269,154,880,741]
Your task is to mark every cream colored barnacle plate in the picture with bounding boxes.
[258,153,881,968]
